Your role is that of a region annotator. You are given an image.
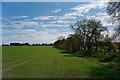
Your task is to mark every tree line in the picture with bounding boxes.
[53,1,120,63]
[54,19,117,54]
[2,42,53,46]
[53,19,120,63]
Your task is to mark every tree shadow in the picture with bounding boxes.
[60,51,84,57]
[63,54,76,57]
[61,51,73,54]
[89,66,120,78]
[64,54,84,57]
[61,51,120,78]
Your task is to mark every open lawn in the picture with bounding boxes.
[2,46,120,78]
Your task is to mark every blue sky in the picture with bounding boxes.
[2,0,109,2]
[2,1,115,44]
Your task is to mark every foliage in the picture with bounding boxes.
[114,55,120,63]
[54,19,120,64]
[98,54,116,62]
[103,35,117,53]
[54,19,107,54]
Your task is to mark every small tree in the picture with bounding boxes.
[103,35,117,53]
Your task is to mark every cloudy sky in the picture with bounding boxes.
[2,1,115,44]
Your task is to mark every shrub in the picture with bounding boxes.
[114,55,120,63]
[98,54,115,62]
[103,35,118,53]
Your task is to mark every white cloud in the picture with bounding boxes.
[102,22,114,26]
[3,21,39,29]
[85,12,115,27]
[65,12,84,16]
[33,14,77,21]
[2,28,73,44]
[59,15,76,20]
[97,12,107,16]
[51,1,106,21]
[52,9,61,13]
[3,1,113,44]
[50,20,71,24]
[13,16,29,18]
[63,1,107,19]
[33,16,58,20]
[40,24,69,27]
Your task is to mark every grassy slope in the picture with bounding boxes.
[2,46,120,78]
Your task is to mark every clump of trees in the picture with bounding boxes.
[10,42,30,46]
[54,19,107,53]
[54,19,119,63]
[31,43,53,46]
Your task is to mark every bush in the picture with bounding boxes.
[98,54,115,62]
[114,56,120,63]
[76,53,84,57]
[103,35,118,53]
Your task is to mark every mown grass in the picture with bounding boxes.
[2,46,120,78]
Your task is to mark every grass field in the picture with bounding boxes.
[2,46,120,78]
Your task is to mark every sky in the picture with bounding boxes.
[2,1,116,44]
[2,0,109,2]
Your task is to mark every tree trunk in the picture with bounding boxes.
[95,36,98,52]
[95,43,98,52]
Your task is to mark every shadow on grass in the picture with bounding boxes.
[61,51,84,58]
[61,51,120,78]
[89,66,120,78]
[61,51,73,54]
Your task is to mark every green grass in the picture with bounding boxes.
[2,46,120,78]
